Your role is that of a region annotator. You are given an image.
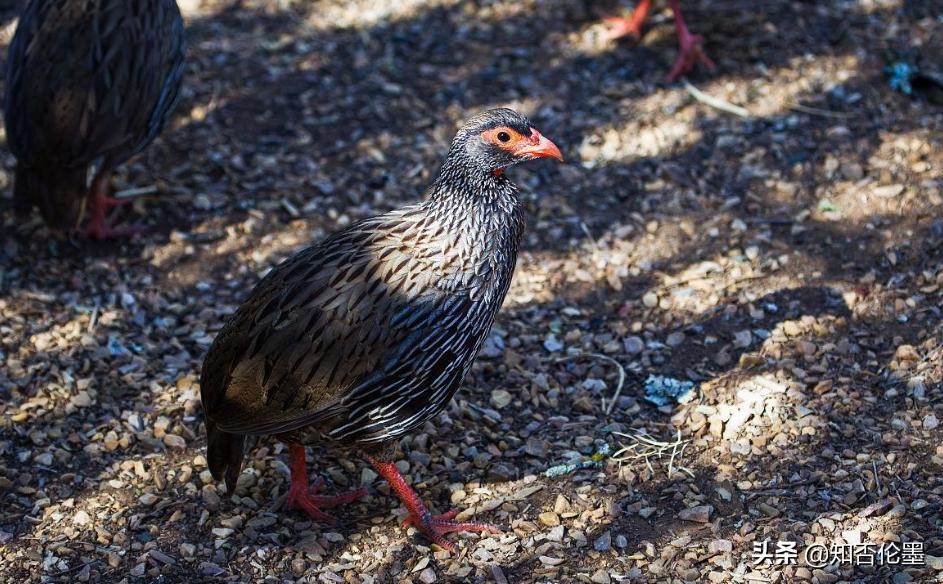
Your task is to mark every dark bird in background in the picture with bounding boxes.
[605,0,716,82]
[4,0,185,239]
[200,108,563,550]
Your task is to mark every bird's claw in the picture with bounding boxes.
[101,194,137,209]
[603,15,644,40]
[403,509,500,552]
[286,478,368,524]
[77,192,145,240]
[665,33,716,82]
[79,218,145,240]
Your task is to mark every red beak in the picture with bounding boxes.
[513,127,564,162]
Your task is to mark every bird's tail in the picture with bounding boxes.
[206,418,246,493]
[12,164,86,230]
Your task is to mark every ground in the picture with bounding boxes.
[0,0,942,582]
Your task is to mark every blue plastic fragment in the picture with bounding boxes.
[107,335,130,357]
[643,375,697,407]
[543,444,611,478]
[887,61,918,95]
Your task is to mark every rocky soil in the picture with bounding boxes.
[1,0,942,582]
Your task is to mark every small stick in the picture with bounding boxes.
[677,441,695,478]
[50,559,99,577]
[554,352,626,415]
[580,221,600,252]
[667,429,685,479]
[88,301,100,333]
[113,185,158,199]
[667,430,679,479]
[683,81,750,118]
[611,429,693,479]
[788,102,857,119]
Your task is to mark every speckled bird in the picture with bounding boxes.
[4,0,185,239]
[200,108,563,550]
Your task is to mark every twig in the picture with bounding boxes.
[113,185,158,199]
[872,459,881,493]
[50,559,99,577]
[723,273,767,291]
[611,429,694,478]
[579,221,599,251]
[683,81,750,118]
[87,301,100,334]
[748,217,794,226]
[667,429,680,478]
[553,352,626,415]
[743,478,820,499]
[788,101,857,119]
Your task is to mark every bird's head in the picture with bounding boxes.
[450,108,563,177]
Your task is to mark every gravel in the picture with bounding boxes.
[1,0,943,582]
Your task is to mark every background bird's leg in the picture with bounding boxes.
[285,444,367,524]
[367,456,499,551]
[604,0,653,40]
[665,0,717,82]
[79,170,144,239]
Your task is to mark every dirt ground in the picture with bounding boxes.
[1,0,942,582]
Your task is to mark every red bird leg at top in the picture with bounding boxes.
[79,172,143,240]
[604,0,653,39]
[285,443,369,524]
[664,0,716,82]
[604,0,716,82]
[367,456,499,551]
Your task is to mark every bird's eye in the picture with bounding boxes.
[497,131,511,142]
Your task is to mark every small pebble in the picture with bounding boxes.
[538,512,560,527]
[678,505,713,523]
[923,414,939,430]
[623,336,644,354]
[593,530,611,551]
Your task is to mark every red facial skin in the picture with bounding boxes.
[482,125,564,166]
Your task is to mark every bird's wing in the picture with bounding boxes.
[4,0,185,167]
[200,207,495,440]
[130,0,186,157]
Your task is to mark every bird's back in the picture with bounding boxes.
[4,0,185,225]
[5,0,185,167]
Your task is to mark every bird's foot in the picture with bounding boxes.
[77,180,145,240]
[403,508,500,552]
[665,31,716,82]
[602,15,644,40]
[602,0,651,40]
[368,456,498,551]
[79,216,145,240]
[101,193,138,209]
[286,477,368,524]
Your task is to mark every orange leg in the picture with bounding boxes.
[664,0,716,82]
[285,444,369,524]
[604,0,653,39]
[367,456,499,551]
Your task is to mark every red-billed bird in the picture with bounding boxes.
[605,0,716,82]
[4,0,185,239]
[200,108,563,550]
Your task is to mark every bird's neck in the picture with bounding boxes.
[423,159,525,258]
[427,157,519,213]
